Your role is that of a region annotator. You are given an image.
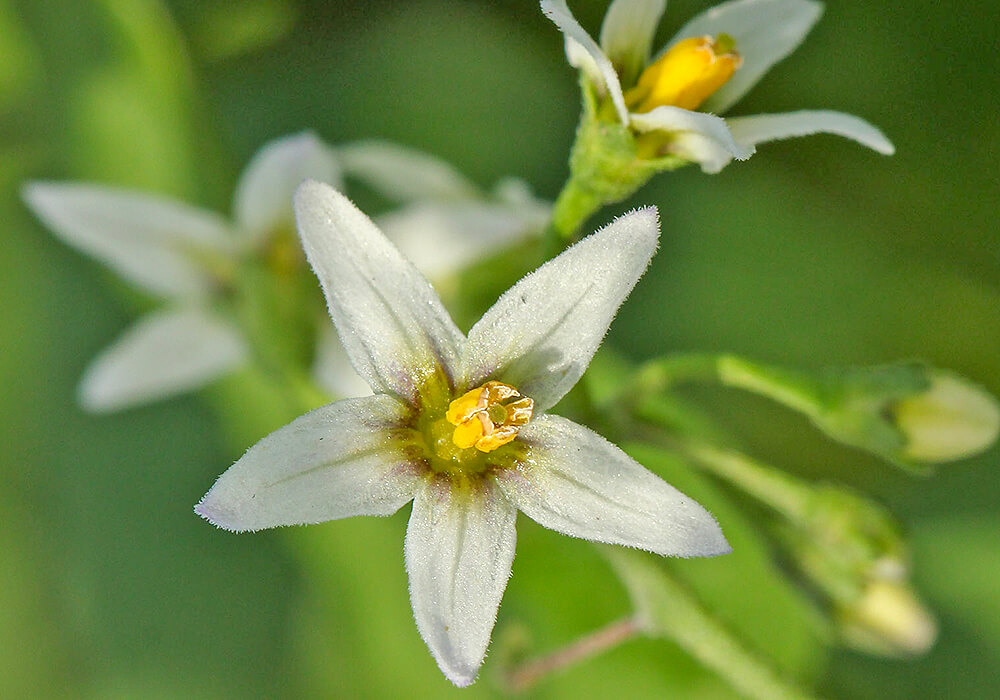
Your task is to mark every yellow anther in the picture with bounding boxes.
[625,34,743,113]
[445,381,534,453]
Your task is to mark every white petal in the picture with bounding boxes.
[377,200,546,279]
[726,110,896,155]
[294,180,465,401]
[23,182,233,297]
[312,322,375,399]
[541,0,630,124]
[564,36,605,92]
[462,207,658,412]
[405,478,517,687]
[630,106,755,172]
[599,0,667,85]
[195,395,420,532]
[78,308,248,412]
[664,0,824,114]
[498,415,731,557]
[336,140,479,202]
[233,131,342,245]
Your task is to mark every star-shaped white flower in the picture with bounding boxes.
[22,132,341,412]
[195,181,730,686]
[543,0,894,172]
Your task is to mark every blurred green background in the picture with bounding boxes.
[2,0,998,697]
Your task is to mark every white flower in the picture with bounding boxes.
[542,0,894,172]
[313,141,552,398]
[22,132,340,412]
[196,181,730,686]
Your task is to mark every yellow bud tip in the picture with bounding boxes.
[893,374,1000,462]
[446,381,534,453]
[625,34,743,113]
[839,580,938,657]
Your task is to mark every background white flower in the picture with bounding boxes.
[23,132,339,412]
[24,133,552,410]
[196,181,730,686]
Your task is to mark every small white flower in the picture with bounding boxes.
[196,181,730,686]
[23,132,340,412]
[542,0,894,172]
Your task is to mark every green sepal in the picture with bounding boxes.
[551,79,688,239]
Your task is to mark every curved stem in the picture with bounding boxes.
[503,617,643,692]
[677,441,813,522]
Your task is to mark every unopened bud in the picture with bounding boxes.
[891,372,1000,462]
[837,579,938,657]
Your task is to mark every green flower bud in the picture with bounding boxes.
[716,357,1000,471]
[892,373,1000,462]
[768,483,936,657]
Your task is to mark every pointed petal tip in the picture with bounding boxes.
[20,181,75,223]
[76,380,121,415]
[442,664,478,688]
[193,489,256,533]
[20,180,44,206]
[625,204,659,223]
[672,505,732,559]
[874,136,896,156]
[293,177,331,205]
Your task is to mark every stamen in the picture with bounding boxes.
[625,34,742,113]
[446,381,534,453]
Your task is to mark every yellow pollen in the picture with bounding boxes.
[624,34,743,113]
[445,380,534,453]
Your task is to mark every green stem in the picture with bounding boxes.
[635,353,822,417]
[678,442,813,522]
[635,353,722,393]
[502,617,643,692]
[549,174,606,243]
[604,547,820,700]
[716,355,820,417]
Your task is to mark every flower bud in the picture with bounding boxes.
[716,357,1000,470]
[837,579,938,657]
[891,373,1000,462]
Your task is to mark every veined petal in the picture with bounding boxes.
[337,140,479,202]
[599,0,667,87]
[195,395,420,532]
[312,322,375,399]
[78,307,248,413]
[630,105,755,171]
[498,415,731,557]
[377,199,546,279]
[294,180,465,401]
[233,131,342,246]
[462,207,658,412]
[726,110,895,155]
[541,0,630,124]
[23,182,233,297]
[405,478,517,687]
[664,0,824,114]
